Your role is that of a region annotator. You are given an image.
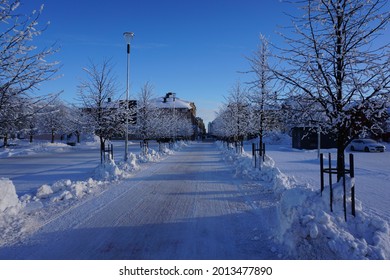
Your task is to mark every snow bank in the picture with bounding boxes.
[277,182,390,259]
[30,178,102,205]
[218,141,390,259]
[0,178,24,246]
[0,178,21,214]
[93,142,185,180]
[137,149,162,163]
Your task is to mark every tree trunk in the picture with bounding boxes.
[336,129,347,182]
[3,134,8,147]
[100,136,105,153]
[259,134,263,156]
[51,130,55,143]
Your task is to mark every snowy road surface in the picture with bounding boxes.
[0,143,282,260]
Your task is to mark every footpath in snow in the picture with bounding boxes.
[0,142,284,260]
[1,141,389,259]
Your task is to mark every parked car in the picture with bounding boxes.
[350,139,386,152]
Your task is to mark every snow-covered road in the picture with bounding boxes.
[0,142,283,260]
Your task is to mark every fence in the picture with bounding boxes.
[234,141,243,154]
[252,142,266,169]
[140,140,149,155]
[320,153,356,221]
[101,143,114,163]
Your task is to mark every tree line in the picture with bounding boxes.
[212,0,389,180]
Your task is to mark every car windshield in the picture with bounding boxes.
[363,139,377,144]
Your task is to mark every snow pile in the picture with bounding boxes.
[0,178,21,214]
[277,182,390,259]
[137,148,163,163]
[172,140,190,150]
[218,141,390,259]
[0,178,24,245]
[218,143,295,193]
[27,178,103,205]
[94,158,124,180]
[94,142,185,180]
[94,152,145,180]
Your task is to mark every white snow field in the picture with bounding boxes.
[0,139,389,259]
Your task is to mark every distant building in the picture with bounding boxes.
[149,92,201,140]
[150,92,196,124]
[291,127,337,149]
[382,107,390,142]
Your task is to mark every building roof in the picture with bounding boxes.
[151,93,193,109]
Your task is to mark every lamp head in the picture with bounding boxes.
[123,32,134,44]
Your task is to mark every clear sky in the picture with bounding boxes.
[18,0,301,125]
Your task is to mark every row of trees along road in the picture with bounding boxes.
[214,0,389,181]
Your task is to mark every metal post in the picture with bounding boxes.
[252,143,256,168]
[262,143,266,161]
[350,153,355,217]
[317,130,321,158]
[320,153,324,195]
[329,153,333,212]
[123,32,134,162]
[343,159,347,221]
[124,43,130,161]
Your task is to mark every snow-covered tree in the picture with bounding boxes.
[226,83,251,142]
[153,110,176,141]
[136,82,159,141]
[176,117,193,139]
[0,93,23,145]
[274,0,390,180]
[38,100,68,143]
[213,82,251,149]
[0,0,60,143]
[66,105,93,143]
[245,34,281,146]
[77,59,123,153]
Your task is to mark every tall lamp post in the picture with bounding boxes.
[123,31,134,161]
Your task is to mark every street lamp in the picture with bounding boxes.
[123,31,134,161]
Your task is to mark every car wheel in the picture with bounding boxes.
[351,146,355,151]
[364,147,369,152]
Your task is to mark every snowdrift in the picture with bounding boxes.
[218,142,390,259]
[0,178,20,214]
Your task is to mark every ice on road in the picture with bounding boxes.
[1,143,282,260]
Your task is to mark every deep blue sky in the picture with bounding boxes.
[19,0,296,125]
